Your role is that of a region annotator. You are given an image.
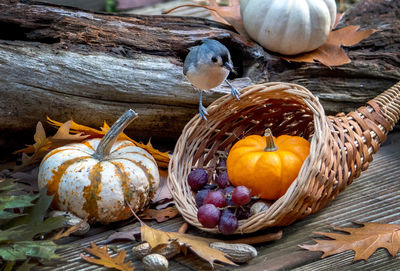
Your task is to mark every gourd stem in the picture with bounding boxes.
[93,109,138,160]
[264,128,278,152]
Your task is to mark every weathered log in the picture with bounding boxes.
[0,0,399,159]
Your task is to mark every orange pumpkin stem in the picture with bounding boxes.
[93,109,138,160]
[264,128,278,152]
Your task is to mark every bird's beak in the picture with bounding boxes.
[223,62,235,73]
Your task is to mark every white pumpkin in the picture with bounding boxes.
[240,0,337,55]
[38,110,160,223]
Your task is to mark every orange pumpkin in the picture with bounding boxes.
[227,129,310,200]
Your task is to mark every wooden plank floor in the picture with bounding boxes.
[34,131,400,271]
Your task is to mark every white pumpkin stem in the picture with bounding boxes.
[264,128,278,152]
[93,109,138,160]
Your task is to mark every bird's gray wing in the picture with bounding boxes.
[183,46,200,75]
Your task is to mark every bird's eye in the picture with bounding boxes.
[211,56,218,63]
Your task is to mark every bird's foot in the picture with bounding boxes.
[231,86,241,100]
[199,103,209,121]
[225,79,240,100]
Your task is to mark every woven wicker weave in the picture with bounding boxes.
[168,81,400,234]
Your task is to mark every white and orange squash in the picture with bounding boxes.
[38,110,160,223]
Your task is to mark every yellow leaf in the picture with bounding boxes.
[14,116,170,170]
[47,117,170,168]
[15,122,49,155]
[47,117,106,138]
[51,120,88,142]
[81,242,134,271]
[141,224,237,268]
[13,120,89,171]
[300,222,400,261]
[284,26,377,67]
[33,122,49,151]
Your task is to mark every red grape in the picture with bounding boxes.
[197,204,221,228]
[216,159,227,175]
[232,186,251,205]
[188,168,208,191]
[195,189,210,207]
[203,190,226,208]
[223,186,234,195]
[236,206,251,219]
[223,186,235,206]
[216,171,231,189]
[203,183,218,190]
[218,209,238,235]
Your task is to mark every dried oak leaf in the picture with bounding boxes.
[141,224,237,268]
[14,121,89,170]
[300,222,400,261]
[284,25,377,67]
[140,206,179,223]
[50,217,89,241]
[151,169,173,205]
[207,0,249,39]
[164,0,249,40]
[81,242,134,271]
[102,226,141,245]
[47,117,170,168]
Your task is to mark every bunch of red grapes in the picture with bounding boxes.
[187,159,253,235]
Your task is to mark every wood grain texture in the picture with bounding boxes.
[32,132,400,271]
[0,0,399,158]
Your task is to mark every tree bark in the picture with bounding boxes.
[0,0,399,158]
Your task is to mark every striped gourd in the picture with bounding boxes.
[38,110,159,223]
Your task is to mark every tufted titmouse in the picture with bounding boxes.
[183,39,240,120]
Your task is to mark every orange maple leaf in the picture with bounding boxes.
[283,26,377,67]
[81,242,134,271]
[300,222,400,261]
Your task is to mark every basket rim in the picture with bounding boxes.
[167,82,330,234]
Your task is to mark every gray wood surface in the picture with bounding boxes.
[33,131,400,271]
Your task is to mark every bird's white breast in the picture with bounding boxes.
[186,64,230,90]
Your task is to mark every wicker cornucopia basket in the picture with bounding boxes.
[168,81,400,234]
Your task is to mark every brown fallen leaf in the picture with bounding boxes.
[14,121,89,170]
[151,169,172,205]
[47,117,170,168]
[4,167,40,193]
[141,224,237,268]
[165,3,372,67]
[163,0,249,39]
[81,242,134,271]
[14,117,170,170]
[101,227,142,245]
[300,222,400,261]
[140,206,179,223]
[178,222,189,234]
[283,25,377,67]
[207,0,249,39]
[51,217,89,240]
